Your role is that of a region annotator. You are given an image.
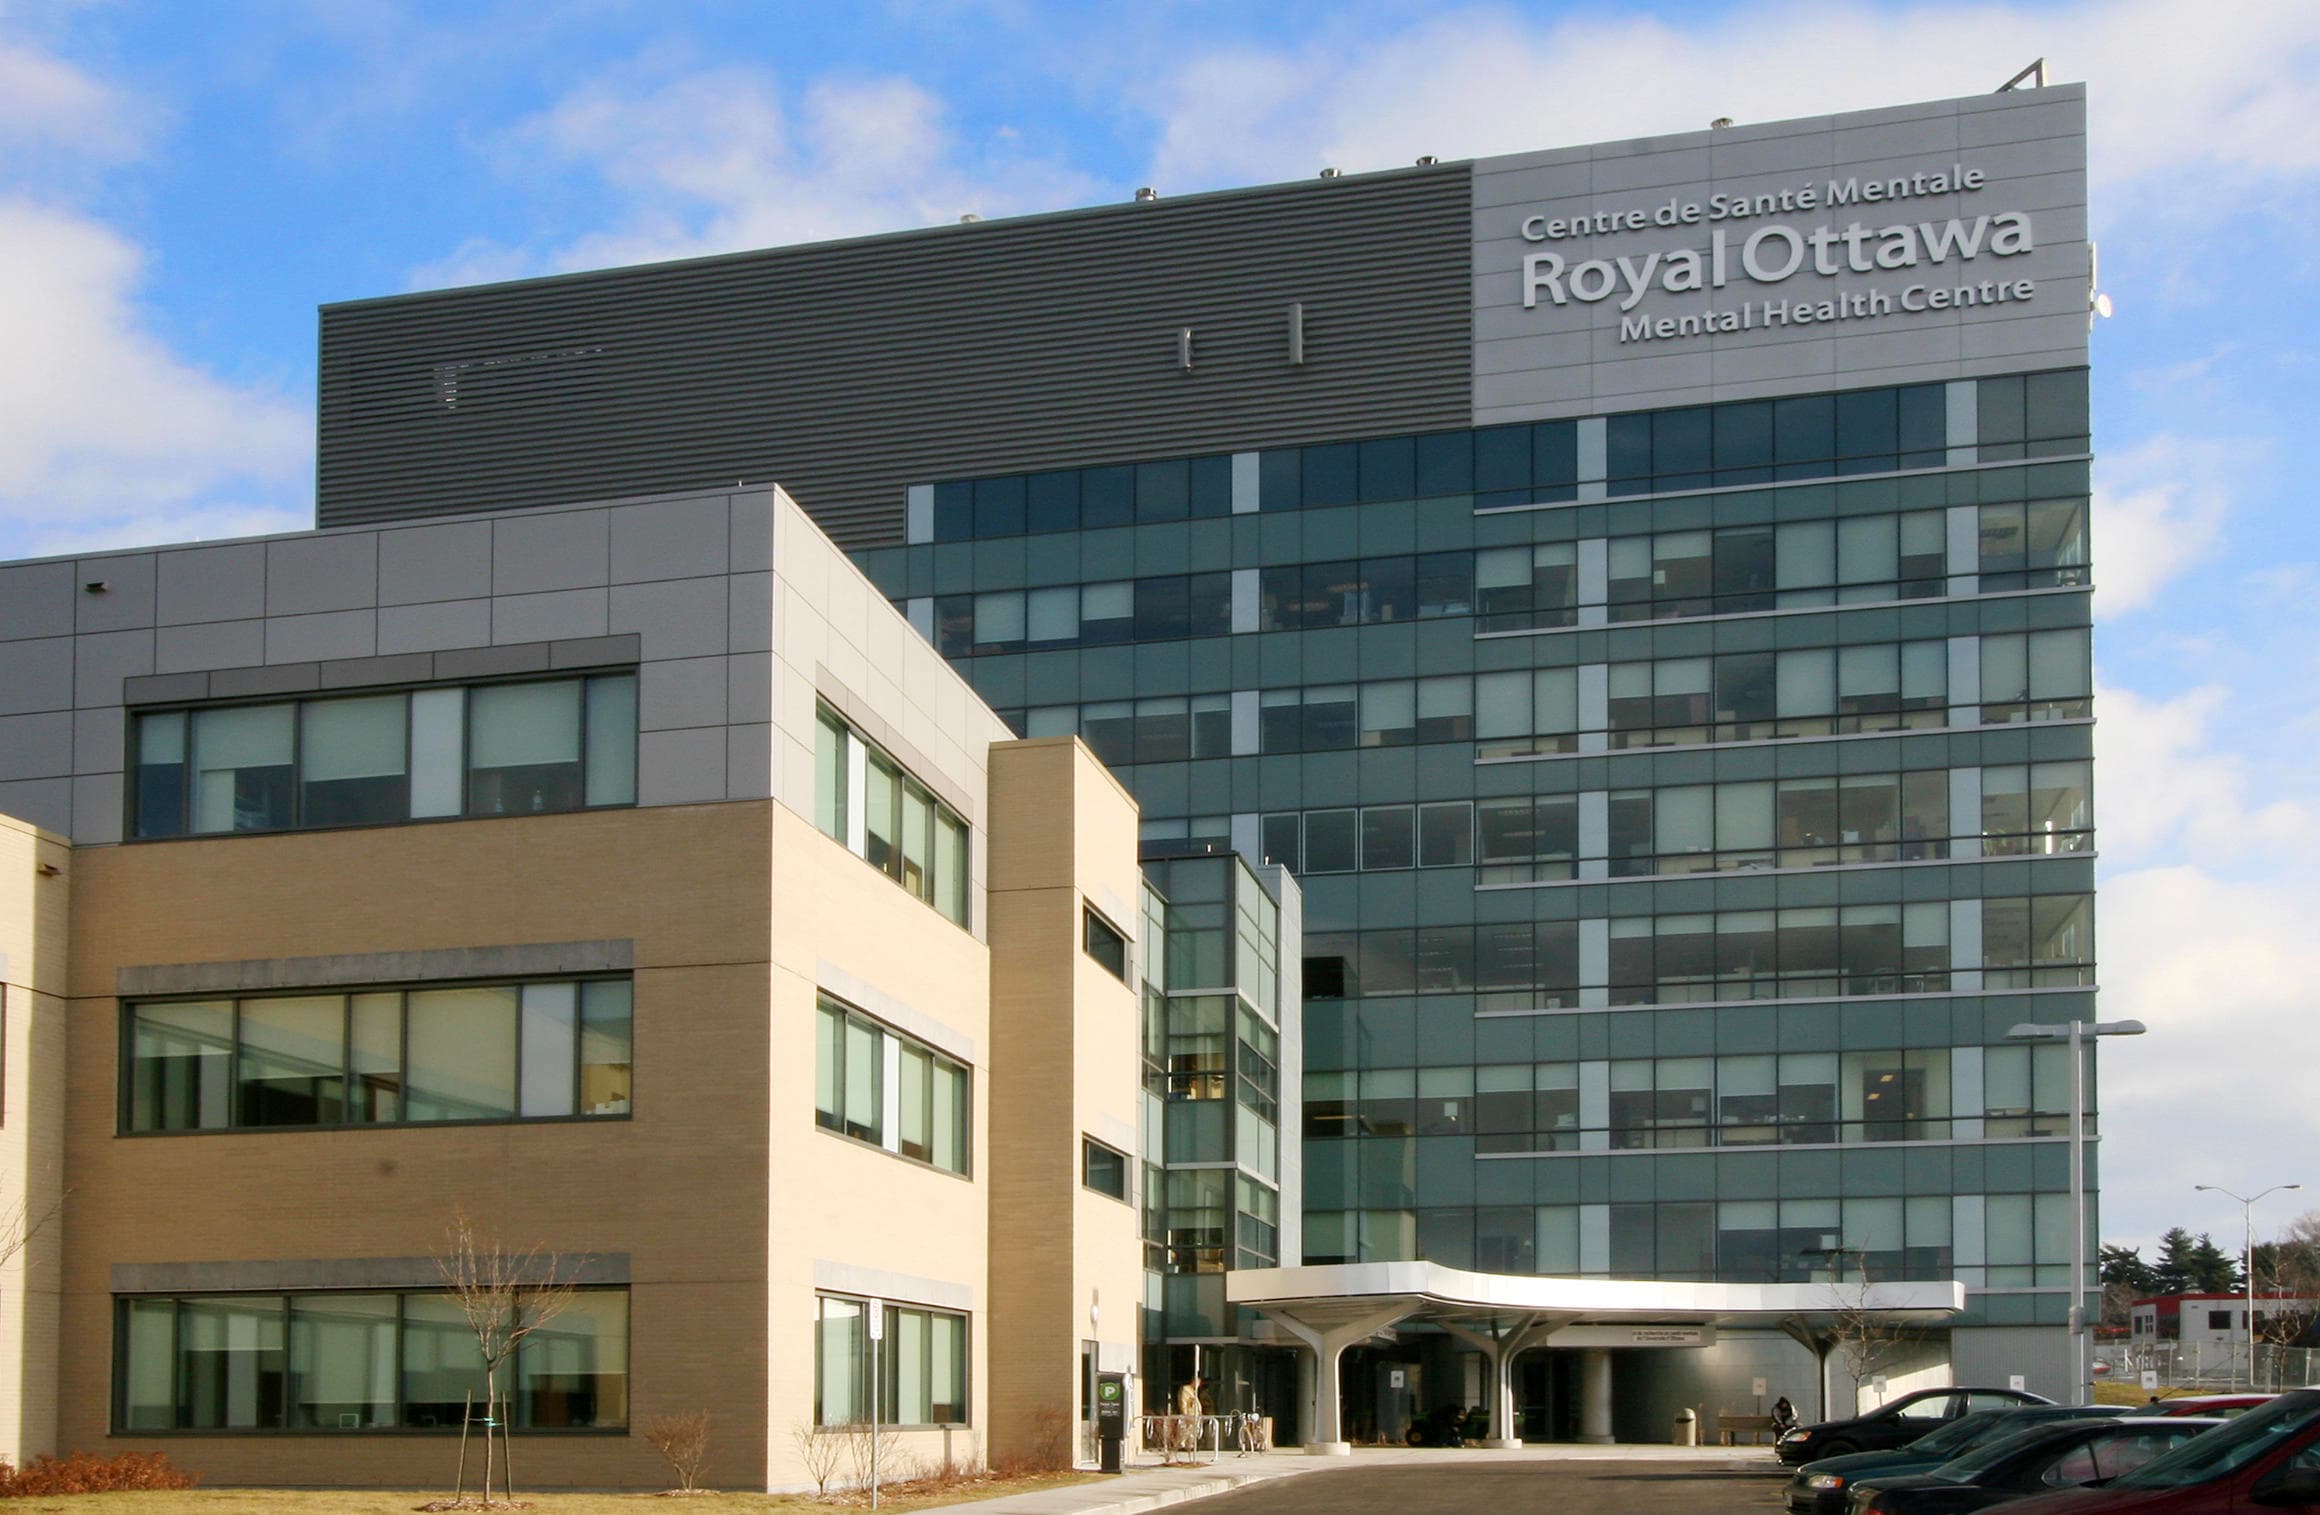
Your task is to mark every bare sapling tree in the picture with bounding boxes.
[842,1417,900,1495]
[1826,1256,1907,1412]
[0,1179,68,1270]
[434,1213,578,1509]
[2253,1212,2320,1388]
[642,1410,713,1494]
[790,1422,845,1498]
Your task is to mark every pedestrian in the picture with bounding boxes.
[1771,1395,1799,1438]
[1174,1372,1205,1455]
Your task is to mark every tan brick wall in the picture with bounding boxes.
[12,740,1094,1490]
[0,813,70,1466]
[767,802,993,1486]
[984,739,1146,1466]
[59,804,775,1490]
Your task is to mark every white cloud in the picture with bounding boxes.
[0,38,146,162]
[410,63,1100,285]
[2088,435,2239,618]
[2087,659,2320,1249]
[0,199,310,556]
[1130,0,2320,221]
[2091,679,2320,864]
[2084,663,2320,1249]
[2091,863,2320,1251]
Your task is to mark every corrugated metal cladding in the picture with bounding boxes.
[318,168,1472,549]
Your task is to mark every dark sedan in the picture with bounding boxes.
[1778,1386,2056,1464]
[1990,1390,2320,1515]
[1847,1417,2223,1515]
[1784,1405,2133,1515]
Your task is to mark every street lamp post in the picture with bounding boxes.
[2009,1018,2146,1405]
[2192,1181,2302,1389]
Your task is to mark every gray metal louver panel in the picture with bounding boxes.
[317,168,1473,549]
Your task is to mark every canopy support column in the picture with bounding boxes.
[1579,1348,1614,1444]
[1779,1318,1837,1424]
[1436,1312,1552,1447]
[1263,1302,1413,1455]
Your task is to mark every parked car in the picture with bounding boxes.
[2139,1394,2274,1419]
[1990,1389,2320,1515]
[1779,1387,2058,1464]
[1847,1417,2223,1515]
[1785,1406,2134,1515]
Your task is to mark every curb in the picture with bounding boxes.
[1026,1464,1314,1515]
[913,1458,1335,1515]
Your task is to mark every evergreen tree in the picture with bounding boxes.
[2100,1244,2158,1293]
[2186,1232,2241,1293]
[2154,1227,2199,1295]
[2099,1244,2160,1327]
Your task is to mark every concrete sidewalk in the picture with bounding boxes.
[911,1443,1776,1515]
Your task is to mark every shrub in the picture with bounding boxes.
[642,1409,713,1493]
[0,1449,199,1496]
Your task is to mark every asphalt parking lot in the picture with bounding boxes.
[1190,1457,1784,1515]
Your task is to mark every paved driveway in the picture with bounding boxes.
[1191,1457,1784,1515]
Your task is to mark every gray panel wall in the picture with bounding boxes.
[0,485,1011,910]
[318,171,1473,549]
[1471,87,2088,421]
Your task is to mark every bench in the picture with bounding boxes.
[1718,1412,1779,1446]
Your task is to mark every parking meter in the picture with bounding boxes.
[1095,1371,1127,1473]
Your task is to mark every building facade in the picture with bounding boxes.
[0,485,1206,1486]
[0,78,2100,1460]
[853,85,2098,1431]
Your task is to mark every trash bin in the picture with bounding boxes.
[1673,1407,1698,1446]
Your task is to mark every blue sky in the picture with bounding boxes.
[5,0,2319,1264]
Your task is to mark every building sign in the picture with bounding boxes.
[1466,87,2088,427]
[1550,1324,1714,1348]
[1515,165,2038,344]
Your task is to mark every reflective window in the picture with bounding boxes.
[115,1288,628,1432]
[1982,761,2092,855]
[1304,900,2002,1005]
[1981,629,2093,723]
[1980,499,2090,590]
[124,978,631,1134]
[1977,371,2091,463]
[131,674,637,839]
[814,996,970,1175]
[1083,1138,1128,1199]
[813,704,972,928]
[924,376,2086,539]
[1084,908,1129,980]
[813,1294,969,1426]
[1265,767,1982,883]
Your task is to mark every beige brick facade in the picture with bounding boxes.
[0,815,68,1470]
[984,739,1147,1466]
[0,487,1150,1491]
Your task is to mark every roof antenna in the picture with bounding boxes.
[1996,58,2046,91]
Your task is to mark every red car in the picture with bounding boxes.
[1994,1389,2320,1515]
[2141,1394,2273,1419]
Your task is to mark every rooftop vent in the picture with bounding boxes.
[1318,167,1342,179]
[958,213,982,224]
[1710,117,1734,129]
[1415,155,1439,166]
[1134,186,1158,202]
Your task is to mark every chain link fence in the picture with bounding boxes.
[2109,1342,2320,1392]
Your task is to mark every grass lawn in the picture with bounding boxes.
[2091,1381,2241,1406]
[0,1470,1108,1514]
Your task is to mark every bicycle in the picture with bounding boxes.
[1235,1409,1268,1455]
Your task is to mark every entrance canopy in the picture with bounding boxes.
[1230,1259,1965,1338]
[1226,1261,1966,1451]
